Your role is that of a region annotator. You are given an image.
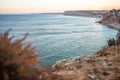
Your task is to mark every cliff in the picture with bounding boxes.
[52,38,120,80]
[98,9,120,24]
[63,10,108,18]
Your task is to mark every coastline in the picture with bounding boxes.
[63,10,108,18]
[63,10,120,32]
[52,10,120,80]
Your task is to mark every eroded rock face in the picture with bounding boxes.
[52,46,120,80]
[99,9,120,23]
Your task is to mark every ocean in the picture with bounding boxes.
[0,13,117,66]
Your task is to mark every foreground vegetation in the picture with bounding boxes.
[0,30,62,80]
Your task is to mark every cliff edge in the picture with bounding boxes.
[52,37,120,80]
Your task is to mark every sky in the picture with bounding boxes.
[0,0,120,14]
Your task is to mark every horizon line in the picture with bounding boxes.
[0,9,113,15]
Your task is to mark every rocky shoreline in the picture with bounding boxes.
[52,45,120,80]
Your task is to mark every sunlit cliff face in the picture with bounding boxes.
[0,0,120,14]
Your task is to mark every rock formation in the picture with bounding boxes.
[98,9,120,23]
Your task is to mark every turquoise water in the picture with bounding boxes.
[0,14,117,65]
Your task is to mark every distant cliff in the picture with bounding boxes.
[63,10,108,18]
[98,9,120,23]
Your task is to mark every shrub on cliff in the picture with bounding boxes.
[0,30,62,80]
